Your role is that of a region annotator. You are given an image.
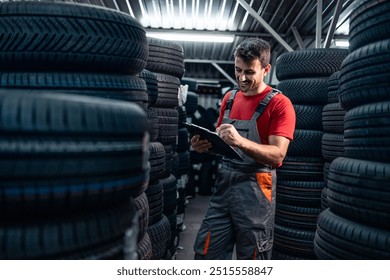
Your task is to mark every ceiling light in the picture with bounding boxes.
[146,32,234,43]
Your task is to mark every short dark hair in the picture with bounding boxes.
[233,37,271,68]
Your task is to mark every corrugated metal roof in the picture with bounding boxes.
[9,0,355,84]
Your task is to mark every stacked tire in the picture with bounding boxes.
[314,0,390,259]
[0,1,150,259]
[175,78,198,234]
[273,48,348,259]
[187,84,221,197]
[143,38,185,259]
[320,71,346,209]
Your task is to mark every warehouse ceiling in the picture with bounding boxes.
[66,0,354,85]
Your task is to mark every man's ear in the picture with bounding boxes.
[264,64,271,76]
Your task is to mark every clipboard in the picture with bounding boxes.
[183,122,243,161]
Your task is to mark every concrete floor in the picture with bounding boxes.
[175,195,210,260]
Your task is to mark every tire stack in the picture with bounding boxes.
[320,71,346,209]
[0,1,150,259]
[314,0,390,259]
[143,38,185,259]
[272,48,348,259]
[175,78,198,234]
[188,84,221,197]
[180,79,200,198]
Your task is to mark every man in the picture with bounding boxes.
[190,37,296,260]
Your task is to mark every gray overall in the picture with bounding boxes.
[193,89,279,260]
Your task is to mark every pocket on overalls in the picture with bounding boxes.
[255,172,273,203]
[193,227,212,257]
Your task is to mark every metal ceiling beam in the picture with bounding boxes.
[211,62,236,85]
[235,0,294,52]
[292,26,305,50]
[336,0,355,28]
[287,0,312,34]
[316,0,323,48]
[324,0,344,48]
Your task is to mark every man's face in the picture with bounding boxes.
[235,56,270,96]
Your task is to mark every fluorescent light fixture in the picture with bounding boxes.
[334,39,349,47]
[146,32,234,43]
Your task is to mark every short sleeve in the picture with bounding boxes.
[268,95,296,141]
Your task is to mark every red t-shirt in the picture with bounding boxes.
[216,86,296,144]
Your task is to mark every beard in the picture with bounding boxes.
[237,80,252,92]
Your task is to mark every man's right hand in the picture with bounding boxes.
[190,135,212,153]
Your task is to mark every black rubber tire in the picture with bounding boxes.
[139,70,158,107]
[276,203,322,231]
[0,201,137,259]
[274,224,316,259]
[134,192,149,242]
[0,1,148,74]
[314,208,390,259]
[146,38,185,79]
[349,0,390,52]
[327,157,390,229]
[147,214,171,260]
[137,233,152,260]
[0,91,149,216]
[339,40,390,110]
[276,78,329,105]
[154,73,181,108]
[287,129,323,157]
[147,109,159,142]
[161,174,178,215]
[321,133,345,162]
[149,142,166,183]
[322,103,346,134]
[153,107,179,146]
[0,72,149,110]
[276,49,349,80]
[327,71,341,103]
[145,180,164,226]
[277,156,324,181]
[294,105,323,130]
[276,180,324,207]
[343,101,390,162]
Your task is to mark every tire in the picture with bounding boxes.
[315,209,390,259]
[327,157,390,229]
[0,201,137,259]
[294,105,323,130]
[339,40,390,110]
[277,156,324,181]
[276,78,328,105]
[344,101,390,162]
[327,71,341,103]
[0,1,148,74]
[276,180,324,207]
[287,129,323,157]
[0,91,149,215]
[321,133,345,161]
[0,72,149,110]
[322,103,345,134]
[146,38,185,78]
[276,49,349,80]
[276,203,322,231]
[349,0,390,52]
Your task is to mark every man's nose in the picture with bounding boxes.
[239,74,246,81]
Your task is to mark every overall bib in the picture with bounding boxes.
[194,89,279,260]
